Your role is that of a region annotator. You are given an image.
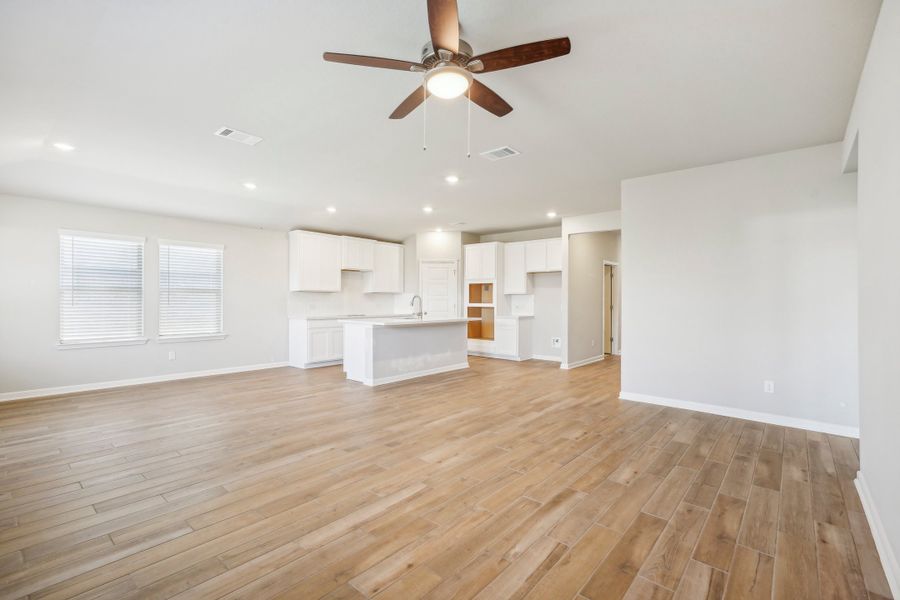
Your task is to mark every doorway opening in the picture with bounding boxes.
[603,261,620,355]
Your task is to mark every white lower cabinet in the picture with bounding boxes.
[467,316,533,361]
[290,319,344,368]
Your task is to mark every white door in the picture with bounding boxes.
[464,245,480,280]
[419,261,459,318]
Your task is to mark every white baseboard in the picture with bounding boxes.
[0,362,290,403]
[560,355,605,370]
[855,472,900,599]
[468,351,528,362]
[618,391,859,438]
[532,354,562,363]
[354,362,469,386]
[290,359,342,369]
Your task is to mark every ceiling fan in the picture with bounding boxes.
[323,0,571,119]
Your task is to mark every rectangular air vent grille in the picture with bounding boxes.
[214,127,262,146]
[480,146,520,161]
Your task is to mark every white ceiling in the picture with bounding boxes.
[0,0,880,240]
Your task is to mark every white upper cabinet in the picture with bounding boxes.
[525,241,548,272]
[289,230,342,292]
[364,242,404,293]
[464,245,480,280]
[341,236,375,271]
[503,242,531,295]
[464,242,501,281]
[518,238,563,273]
[546,238,562,271]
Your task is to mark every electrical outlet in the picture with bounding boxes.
[551,337,561,348]
[168,350,176,361]
[763,380,775,394]
[591,339,595,347]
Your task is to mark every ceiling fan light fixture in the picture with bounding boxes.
[425,65,472,99]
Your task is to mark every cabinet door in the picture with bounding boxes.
[327,327,343,360]
[504,243,529,294]
[340,237,358,270]
[525,241,547,272]
[319,234,342,291]
[494,319,517,356]
[307,328,332,362]
[481,243,496,279]
[464,245,480,280]
[366,243,403,293]
[359,239,375,271]
[546,239,562,271]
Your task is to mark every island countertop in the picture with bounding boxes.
[339,317,471,328]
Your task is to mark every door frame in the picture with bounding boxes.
[602,260,620,355]
[418,259,461,318]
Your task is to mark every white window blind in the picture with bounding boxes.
[59,231,145,345]
[159,241,224,338]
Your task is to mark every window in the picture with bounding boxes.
[158,241,224,339]
[59,231,145,346]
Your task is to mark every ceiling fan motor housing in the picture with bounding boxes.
[421,39,473,66]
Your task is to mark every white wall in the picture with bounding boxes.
[567,231,620,366]
[0,194,288,397]
[621,143,858,434]
[844,1,900,594]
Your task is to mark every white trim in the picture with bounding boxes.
[157,334,228,343]
[294,359,343,369]
[0,362,289,403]
[356,362,469,386]
[58,228,146,244]
[560,354,605,370]
[619,391,859,438]
[531,354,563,363]
[56,337,149,350]
[855,472,900,599]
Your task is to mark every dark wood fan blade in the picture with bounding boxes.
[471,37,571,73]
[468,80,512,117]
[427,0,459,53]
[323,52,424,72]
[390,85,431,119]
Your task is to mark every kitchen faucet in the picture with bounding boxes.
[410,295,423,319]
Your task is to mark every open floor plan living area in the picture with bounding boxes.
[1,1,899,598]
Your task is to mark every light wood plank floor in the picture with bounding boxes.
[0,357,891,600]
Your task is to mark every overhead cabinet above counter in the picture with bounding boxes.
[289,230,403,293]
[504,238,562,295]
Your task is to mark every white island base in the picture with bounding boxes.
[341,318,470,386]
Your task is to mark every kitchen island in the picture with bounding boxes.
[340,317,470,386]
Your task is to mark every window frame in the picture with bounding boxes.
[57,229,147,349]
[156,239,226,343]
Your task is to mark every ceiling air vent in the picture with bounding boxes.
[214,127,263,146]
[480,146,520,161]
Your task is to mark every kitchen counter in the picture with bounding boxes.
[338,317,470,327]
[341,318,469,386]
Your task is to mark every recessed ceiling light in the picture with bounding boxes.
[423,206,433,213]
[242,182,257,190]
[444,175,459,184]
[52,142,75,152]
[435,227,443,232]
[547,211,558,218]
[326,206,337,213]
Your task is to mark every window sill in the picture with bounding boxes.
[56,338,149,350]
[157,334,228,343]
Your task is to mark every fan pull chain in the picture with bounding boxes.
[422,83,427,151]
[466,86,471,158]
